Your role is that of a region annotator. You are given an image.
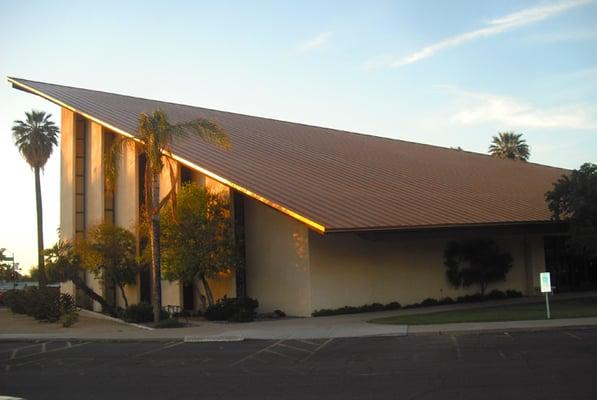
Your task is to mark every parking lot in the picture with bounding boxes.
[1,328,596,399]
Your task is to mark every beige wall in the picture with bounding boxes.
[244,197,312,316]
[60,109,76,240]
[115,140,138,231]
[308,229,545,312]
[85,121,104,228]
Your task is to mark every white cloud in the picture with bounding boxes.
[442,86,597,130]
[297,32,332,53]
[390,0,593,67]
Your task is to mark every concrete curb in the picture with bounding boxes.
[405,317,597,336]
[78,309,155,331]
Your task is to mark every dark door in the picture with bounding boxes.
[544,235,597,292]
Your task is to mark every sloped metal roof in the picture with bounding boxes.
[8,77,567,233]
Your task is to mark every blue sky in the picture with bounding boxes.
[1,0,596,273]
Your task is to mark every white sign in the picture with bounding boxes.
[540,272,552,293]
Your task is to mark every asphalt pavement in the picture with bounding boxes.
[1,327,596,399]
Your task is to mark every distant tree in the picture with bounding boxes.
[12,111,59,287]
[444,238,513,296]
[0,249,18,281]
[44,240,116,315]
[78,224,139,308]
[488,132,530,161]
[105,109,229,322]
[546,163,597,258]
[160,183,235,308]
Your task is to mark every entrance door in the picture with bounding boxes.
[183,283,194,310]
[544,235,597,292]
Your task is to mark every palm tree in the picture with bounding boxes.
[106,109,228,322]
[12,111,59,288]
[488,132,530,161]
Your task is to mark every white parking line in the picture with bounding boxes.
[7,341,90,362]
[132,341,184,358]
[230,340,284,367]
[451,336,462,361]
[563,331,581,340]
[301,338,333,363]
[277,342,314,354]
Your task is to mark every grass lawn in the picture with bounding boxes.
[369,298,597,325]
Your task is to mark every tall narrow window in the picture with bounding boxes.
[74,116,86,237]
[103,131,115,224]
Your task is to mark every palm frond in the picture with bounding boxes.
[104,136,130,190]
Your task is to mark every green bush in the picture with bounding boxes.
[4,290,27,314]
[4,287,78,324]
[421,298,439,306]
[205,296,259,322]
[154,318,185,329]
[123,302,168,323]
[312,289,524,316]
[486,289,507,300]
[312,301,402,317]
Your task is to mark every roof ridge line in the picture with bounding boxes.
[7,76,567,172]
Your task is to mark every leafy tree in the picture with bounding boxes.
[488,132,530,161]
[12,111,59,287]
[78,224,139,308]
[160,182,235,308]
[444,238,513,296]
[44,240,117,315]
[0,248,19,281]
[546,163,597,257]
[105,109,229,322]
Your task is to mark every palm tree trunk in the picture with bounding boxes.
[118,284,129,308]
[150,172,162,323]
[34,167,47,287]
[200,274,215,306]
[71,273,116,316]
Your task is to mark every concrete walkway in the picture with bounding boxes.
[1,292,596,341]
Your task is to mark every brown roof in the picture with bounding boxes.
[8,77,567,233]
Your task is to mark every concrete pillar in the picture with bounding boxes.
[85,121,105,312]
[60,108,76,240]
[85,121,104,228]
[524,234,546,296]
[159,158,182,307]
[114,140,140,308]
[115,141,139,230]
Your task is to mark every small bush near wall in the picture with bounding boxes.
[205,296,259,322]
[312,290,524,317]
[312,301,402,317]
[3,287,78,326]
[123,302,168,323]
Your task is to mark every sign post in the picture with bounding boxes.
[540,272,552,319]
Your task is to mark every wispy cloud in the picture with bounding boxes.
[442,86,597,130]
[390,0,593,68]
[297,32,332,53]
[525,29,597,43]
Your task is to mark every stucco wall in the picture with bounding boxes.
[308,229,545,312]
[60,108,76,240]
[244,198,311,316]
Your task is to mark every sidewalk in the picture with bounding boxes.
[2,292,597,341]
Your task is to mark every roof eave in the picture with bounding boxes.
[7,76,327,234]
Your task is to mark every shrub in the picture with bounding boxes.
[312,300,401,317]
[123,302,152,323]
[205,296,259,322]
[421,298,439,307]
[506,290,523,298]
[438,297,455,305]
[154,318,185,329]
[4,290,27,314]
[486,289,507,300]
[384,302,402,311]
[4,288,78,324]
